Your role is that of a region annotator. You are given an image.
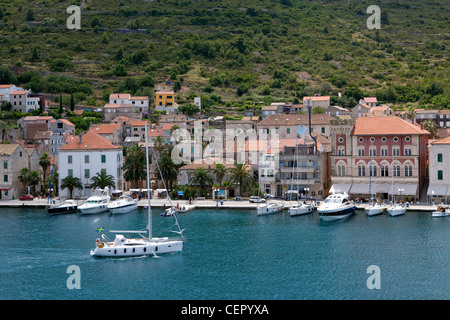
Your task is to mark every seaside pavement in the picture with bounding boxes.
[0,197,438,212]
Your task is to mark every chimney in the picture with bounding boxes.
[79,134,82,144]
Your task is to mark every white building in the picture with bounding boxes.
[58,131,123,199]
[427,136,450,204]
[0,84,24,102]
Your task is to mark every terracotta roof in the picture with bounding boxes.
[89,123,121,134]
[0,84,14,89]
[10,90,26,95]
[364,97,377,103]
[109,93,131,100]
[256,113,334,126]
[431,136,450,145]
[131,120,150,127]
[303,96,330,102]
[60,131,121,150]
[352,116,430,136]
[156,91,174,95]
[130,96,148,100]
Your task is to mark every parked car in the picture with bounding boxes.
[249,196,265,203]
[19,194,34,201]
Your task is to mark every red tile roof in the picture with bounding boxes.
[431,136,450,145]
[352,116,430,136]
[60,131,121,150]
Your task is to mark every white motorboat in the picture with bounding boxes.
[257,201,283,216]
[107,195,138,214]
[431,206,450,217]
[365,202,386,216]
[317,193,356,221]
[289,202,314,216]
[162,205,193,216]
[386,204,406,217]
[90,123,184,258]
[79,190,110,215]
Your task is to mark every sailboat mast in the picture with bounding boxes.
[144,123,152,239]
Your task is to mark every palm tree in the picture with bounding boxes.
[213,163,227,187]
[90,170,116,190]
[0,120,12,143]
[61,175,83,199]
[18,168,30,192]
[39,153,51,186]
[28,171,41,193]
[155,153,178,191]
[154,135,166,157]
[123,143,146,188]
[226,162,254,197]
[189,167,214,192]
[405,106,417,124]
[423,119,437,138]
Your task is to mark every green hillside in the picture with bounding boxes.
[0,0,449,113]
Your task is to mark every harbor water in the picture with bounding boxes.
[0,207,448,300]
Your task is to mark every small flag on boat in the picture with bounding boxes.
[95,227,104,232]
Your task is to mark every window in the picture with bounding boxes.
[84,169,90,179]
[3,175,8,182]
[437,153,443,162]
[68,155,72,164]
[84,155,89,163]
[321,127,325,134]
[3,162,7,169]
[358,148,365,156]
[101,155,106,163]
[68,169,73,177]
[358,166,366,177]
[381,165,389,177]
[405,166,413,177]
[286,128,290,134]
[437,170,443,180]
[337,166,341,176]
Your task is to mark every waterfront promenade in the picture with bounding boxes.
[0,197,438,212]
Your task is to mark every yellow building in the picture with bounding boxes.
[155,91,175,107]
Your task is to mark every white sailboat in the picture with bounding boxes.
[289,126,314,217]
[386,149,406,217]
[365,140,385,216]
[256,167,283,216]
[90,124,184,257]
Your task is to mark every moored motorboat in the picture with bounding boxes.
[317,193,356,221]
[431,206,450,217]
[79,191,110,215]
[107,195,138,214]
[47,199,78,215]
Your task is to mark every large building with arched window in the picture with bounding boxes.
[330,117,430,202]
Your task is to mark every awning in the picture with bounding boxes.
[427,185,448,196]
[329,183,352,194]
[372,183,391,193]
[389,184,418,196]
[349,183,370,194]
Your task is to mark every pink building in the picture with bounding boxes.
[330,117,429,201]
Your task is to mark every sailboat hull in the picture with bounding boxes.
[90,237,183,257]
[48,205,78,215]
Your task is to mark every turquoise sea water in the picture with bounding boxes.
[0,207,448,300]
